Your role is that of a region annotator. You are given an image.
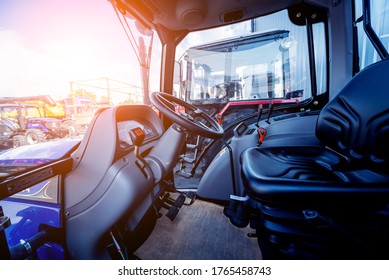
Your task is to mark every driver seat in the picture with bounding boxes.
[240,59,389,259]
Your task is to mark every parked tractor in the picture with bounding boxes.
[0,95,86,136]
[0,103,72,148]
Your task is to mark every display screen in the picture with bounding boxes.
[234,122,248,136]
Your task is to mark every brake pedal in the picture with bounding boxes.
[173,194,185,208]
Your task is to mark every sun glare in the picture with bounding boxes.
[43,39,101,76]
[0,0,141,101]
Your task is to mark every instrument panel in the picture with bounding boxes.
[117,119,158,149]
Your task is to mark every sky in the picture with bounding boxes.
[0,0,254,104]
[0,0,143,102]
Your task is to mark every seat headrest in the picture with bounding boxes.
[316,59,389,167]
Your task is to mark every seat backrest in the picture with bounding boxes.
[316,59,389,170]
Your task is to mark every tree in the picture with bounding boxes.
[68,89,97,104]
[99,95,112,106]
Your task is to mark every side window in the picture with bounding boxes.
[313,22,327,94]
[149,34,162,94]
[355,0,389,70]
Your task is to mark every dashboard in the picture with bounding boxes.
[114,105,164,154]
[117,119,158,149]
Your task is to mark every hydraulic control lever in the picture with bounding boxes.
[257,126,267,145]
[254,103,267,145]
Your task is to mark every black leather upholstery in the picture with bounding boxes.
[238,59,389,259]
[316,59,389,170]
[241,59,389,207]
[242,146,389,205]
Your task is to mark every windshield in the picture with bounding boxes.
[176,9,327,112]
[186,30,293,101]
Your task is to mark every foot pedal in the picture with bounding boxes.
[165,194,185,221]
[175,170,193,179]
[165,194,185,207]
[185,191,196,205]
[173,194,185,208]
[180,156,195,164]
[166,206,179,221]
[160,191,196,221]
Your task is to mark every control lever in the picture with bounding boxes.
[129,127,149,178]
[255,103,267,145]
[255,104,263,127]
[257,127,267,145]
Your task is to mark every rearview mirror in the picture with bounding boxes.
[135,20,153,36]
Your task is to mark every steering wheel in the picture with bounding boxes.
[149,92,224,139]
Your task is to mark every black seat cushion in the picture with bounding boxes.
[241,145,389,206]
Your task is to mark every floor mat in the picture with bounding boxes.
[134,198,262,260]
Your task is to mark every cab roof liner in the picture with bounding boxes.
[114,0,301,32]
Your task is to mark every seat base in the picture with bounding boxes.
[250,202,389,259]
[241,146,389,207]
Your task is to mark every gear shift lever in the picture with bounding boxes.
[129,127,149,177]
